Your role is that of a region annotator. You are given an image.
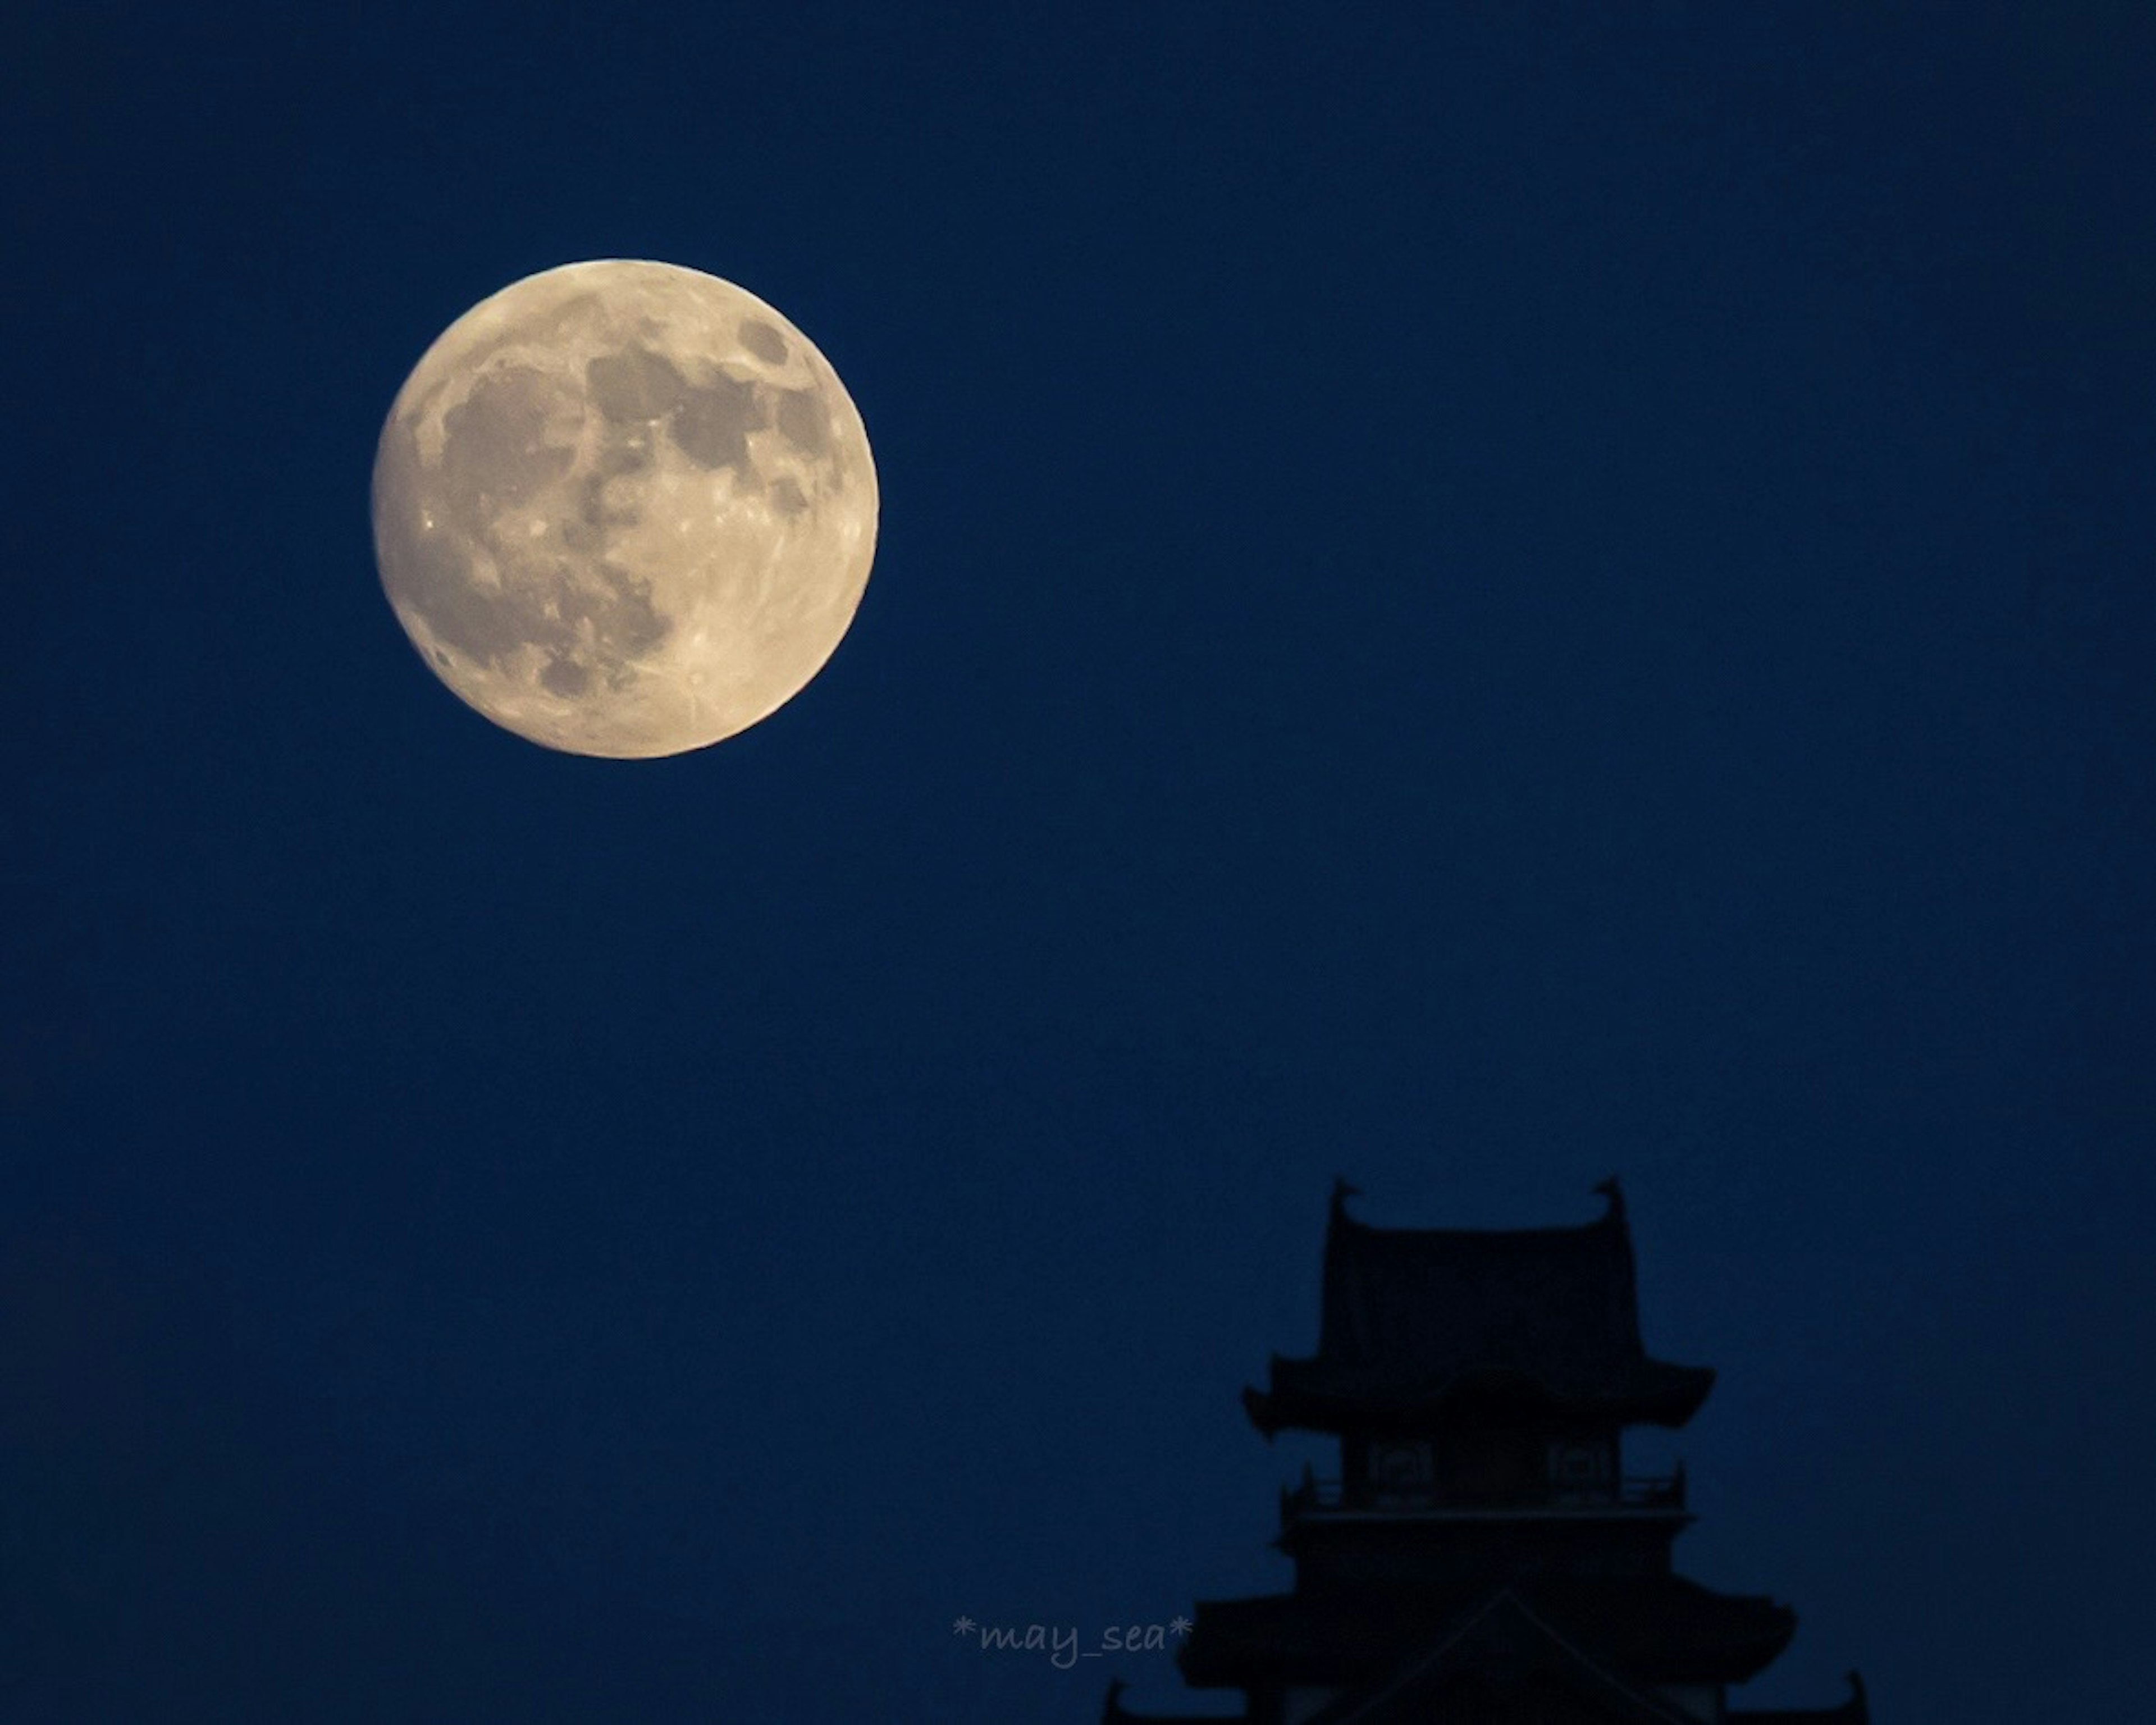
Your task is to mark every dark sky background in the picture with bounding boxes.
[4,4,2153,1720]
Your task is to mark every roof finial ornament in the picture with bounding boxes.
[1843,1671,1870,1723]
[1592,1174,1625,1222]
[1330,1176,1360,1224]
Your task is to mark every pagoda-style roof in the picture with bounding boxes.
[1177,1573,1795,1691]
[1297,1589,1729,1723]
[1243,1179,1714,1436]
[1110,1612,1866,1724]
[1112,1587,1735,1721]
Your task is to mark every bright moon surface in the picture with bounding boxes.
[371,260,877,757]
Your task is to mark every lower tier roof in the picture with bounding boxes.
[1180,1572,1796,1689]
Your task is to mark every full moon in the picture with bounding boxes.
[371,259,877,756]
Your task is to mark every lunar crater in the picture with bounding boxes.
[738,319,788,363]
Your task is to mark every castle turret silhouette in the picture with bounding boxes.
[1108,1179,1867,1724]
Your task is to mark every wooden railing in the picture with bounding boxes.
[1279,1463,1686,1519]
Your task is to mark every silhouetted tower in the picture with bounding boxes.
[1107,1179,1867,1725]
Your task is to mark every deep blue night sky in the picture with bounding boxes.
[3,4,2153,1719]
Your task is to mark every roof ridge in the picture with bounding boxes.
[1328,1177,1628,1243]
[1315,1585,1702,1724]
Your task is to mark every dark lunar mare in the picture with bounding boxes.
[376,363,672,679]
[377,326,848,699]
